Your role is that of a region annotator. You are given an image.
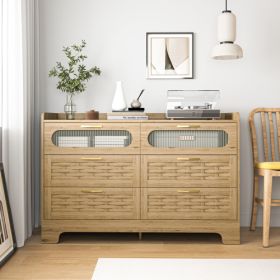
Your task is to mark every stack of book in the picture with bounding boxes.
[57,136,90,147]
[107,112,148,120]
[94,135,129,147]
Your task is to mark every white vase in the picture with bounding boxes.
[112,81,127,111]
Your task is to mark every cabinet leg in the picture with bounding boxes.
[41,230,61,244]
[138,232,142,240]
[220,230,240,245]
[221,238,240,245]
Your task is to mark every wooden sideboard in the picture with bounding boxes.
[41,112,240,244]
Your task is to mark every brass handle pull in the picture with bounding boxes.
[81,157,103,160]
[177,190,201,193]
[80,125,103,128]
[81,190,104,194]
[176,125,200,128]
[177,157,200,161]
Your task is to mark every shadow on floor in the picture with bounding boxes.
[59,232,222,244]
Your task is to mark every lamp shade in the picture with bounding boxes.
[212,9,243,60]
[218,12,236,42]
[212,43,243,60]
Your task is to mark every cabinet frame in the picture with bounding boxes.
[41,113,240,245]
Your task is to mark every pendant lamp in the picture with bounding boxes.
[212,0,243,60]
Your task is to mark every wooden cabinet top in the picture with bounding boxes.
[42,112,240,123]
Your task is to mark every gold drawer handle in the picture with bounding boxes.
[81,190,104,194]
[177,157,200,161]
[81,157,103,160]
[177,190,201,193]
[177,125,200,128]
[80,125,103,128]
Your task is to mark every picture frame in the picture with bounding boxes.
[146,32,194,79]
[0,163,16,267]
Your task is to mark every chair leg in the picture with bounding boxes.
[250,174,259,231]
[263,170,273,248]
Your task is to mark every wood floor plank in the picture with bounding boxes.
[1,228,280,280]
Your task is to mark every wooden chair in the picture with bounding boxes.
[249,108,280,247]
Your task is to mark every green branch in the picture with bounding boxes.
[49,40,101,94]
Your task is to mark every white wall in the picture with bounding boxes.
[37,0,280,226]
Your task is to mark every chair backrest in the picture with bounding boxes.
[249,108,280,164]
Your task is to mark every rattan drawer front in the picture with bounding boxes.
[44,187,140,220]
[142,188,237,220]
[141,122,237,154]
[142,155,237,188]
[44,122,140,154]
[45,155,140,188]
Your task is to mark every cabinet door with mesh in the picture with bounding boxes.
[44,122,140,155]
[141,188,237,220]
[141,122,237,155]
[44,187,140,220]
[45,155,140,188]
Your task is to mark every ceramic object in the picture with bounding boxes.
[130,89,145,109]
[212,0,243,60]
[112,81,127,111]
[130,99,142,108]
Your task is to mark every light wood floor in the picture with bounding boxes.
[1,228,280,280]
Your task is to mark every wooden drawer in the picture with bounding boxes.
[141,122,238,154]
[44,155,140,188]
[141,188,237,220]
[44,187,140,220]
[43,122,140,154]
[142,155,237,188]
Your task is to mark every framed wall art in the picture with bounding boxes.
[146,32,194,79]
[0,163,16,267]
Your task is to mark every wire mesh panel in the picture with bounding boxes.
[52,130,132,148]
[148,130,228,148]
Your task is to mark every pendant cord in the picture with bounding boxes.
[225,0,228,11]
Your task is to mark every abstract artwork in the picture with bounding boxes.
[146,33,194,79]
[0,163,16,267]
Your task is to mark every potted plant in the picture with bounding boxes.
[49,40,101,119]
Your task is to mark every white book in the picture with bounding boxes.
[95,140,126,143]
[107,112,147,116]
[95,144,124,147]
[107,116,148,120]
[58,136,89,147]
[94,136,128,140]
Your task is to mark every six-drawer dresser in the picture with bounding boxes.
[41,112,240,244]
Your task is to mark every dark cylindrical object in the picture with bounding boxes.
[85,110,99,120]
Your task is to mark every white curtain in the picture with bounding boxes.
[0,0,35,246]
